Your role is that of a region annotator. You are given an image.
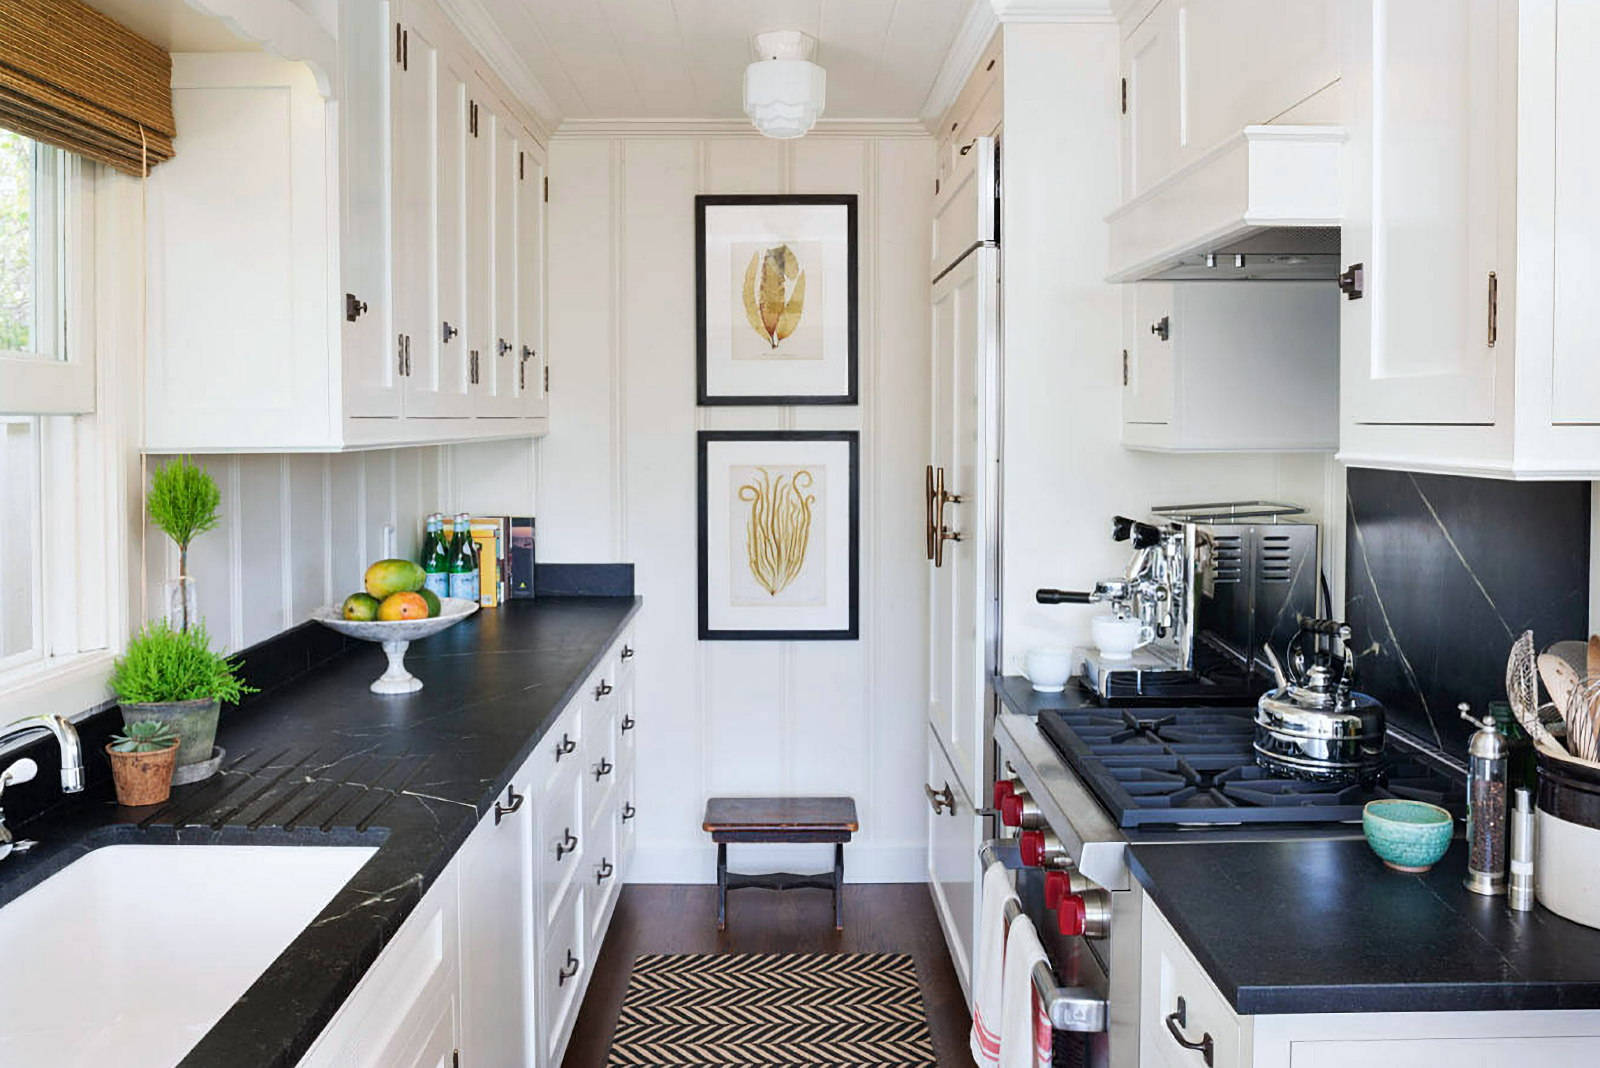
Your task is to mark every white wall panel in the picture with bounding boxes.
[547,130,934,882]
[144,447,454,654]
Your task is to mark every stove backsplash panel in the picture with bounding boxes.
[1344,467,1589,759]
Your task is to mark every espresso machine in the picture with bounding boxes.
[1036,501,1320,704]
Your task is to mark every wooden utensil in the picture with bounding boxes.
[1569,676,1600,763]
[1587,635,1600,681]
[1539,652,1582,721]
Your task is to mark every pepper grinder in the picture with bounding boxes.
[1509,787,1535,912]
[1461,702,1509,896]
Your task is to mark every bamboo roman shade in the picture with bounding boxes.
[0,0,175,175]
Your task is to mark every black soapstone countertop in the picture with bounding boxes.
[0,595,640,1068]
[1127,838,1600,1015]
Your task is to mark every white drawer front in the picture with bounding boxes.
[619,762,637,862]
[539,883,586,1067]
[1140,897,1241,1068]
[537,702,582,784]
[537,758,585,930]
[586,694,620,828]
[585,788,622,944]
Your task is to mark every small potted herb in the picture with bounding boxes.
[110,620,256,784]
[147,456,221,632]
[107,721,181,807]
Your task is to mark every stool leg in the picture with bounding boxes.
[717,842,728,932]
[833,842,844,930]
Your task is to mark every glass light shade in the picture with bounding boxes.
[743,59,826,139]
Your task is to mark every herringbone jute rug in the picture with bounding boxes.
[606,952,939,1066]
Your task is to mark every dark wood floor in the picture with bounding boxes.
[561,883,971,1067]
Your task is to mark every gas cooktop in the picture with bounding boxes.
[1036,705,1463,829]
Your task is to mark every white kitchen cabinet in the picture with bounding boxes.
[925,726,983,1006]
[1122,282,1339,452]
[1140,895,1600,1068]
[457,779,533,1068]
[1122,0,1180,199]
[1336,0,1600,477]
[516,136,549,419]
[144,0,549,451]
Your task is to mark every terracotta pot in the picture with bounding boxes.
[106,739,180,807]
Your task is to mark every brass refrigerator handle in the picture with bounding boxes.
[925,464,936,562]
[934,467,963,567]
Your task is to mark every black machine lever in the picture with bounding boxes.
[1036,589,1093,604]
[1112,515,1163,549]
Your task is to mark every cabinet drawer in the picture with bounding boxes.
[586,693,620,827]
[581,657,619,750]
[615,628,637,682]
[1140,896,1241,1068]
[537,702,582,783]
[585,788,622,945]
[297,873,456,1068]
[539,883,586,1068]
[619,762,637,861]
[537,758,584,930]
[617,676,637,764]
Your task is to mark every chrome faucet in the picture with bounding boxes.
[0,714,85,861]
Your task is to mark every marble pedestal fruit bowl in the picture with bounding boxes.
[312,597,478,694]
[1362,798,1454,873]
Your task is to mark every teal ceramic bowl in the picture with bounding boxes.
[1362,799,1454,873]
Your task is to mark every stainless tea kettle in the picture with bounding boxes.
[1253,619,1386,782]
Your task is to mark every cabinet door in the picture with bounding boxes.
[388,995,459,1068]
[1550,0,1600,425]
[1123,283,1174,425]
[516,135,549,420]
[539,884,586,1068]
[340,0,397,419]
[429,50,474,418]
[470,88,519,418]
[1342,0,1503,425]
[458,784,531,1068]
[928,246,997,805]
[1123,1,1181,197]
[388,7,429,417]
[465,77,495,417]
[925,728,981,1004]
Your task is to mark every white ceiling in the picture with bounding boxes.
[83,0,261,53]
[474,0,976,122]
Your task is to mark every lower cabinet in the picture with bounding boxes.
[1140,895,1600,1067]
[297,626,638,1068]
[925,724,983,1006]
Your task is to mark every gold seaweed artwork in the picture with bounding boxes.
[741,243,807,349]
[738,467,816,596]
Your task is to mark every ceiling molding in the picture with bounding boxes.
[437,0,561,141]
[552,118,935,140]
[179,0,338,97]
[919,0,1000,126]
[990,0,1116,23]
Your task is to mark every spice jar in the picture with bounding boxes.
[1461,702,1509,896]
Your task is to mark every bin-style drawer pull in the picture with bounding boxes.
[1164,996,1214,1066]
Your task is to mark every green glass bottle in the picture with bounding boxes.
[447,513,480,602]
[421,513,450,598]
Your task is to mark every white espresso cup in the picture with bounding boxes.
[1022,647,1075,693]
[1090,614,1154,661]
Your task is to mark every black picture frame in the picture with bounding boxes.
[695,194,859,407]
[697,430,860,641]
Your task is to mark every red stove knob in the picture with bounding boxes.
[1056,892,1087,937]
[1018,830,1045,867]
[993,780,1016,810]
[1001,792,1024,827]
[1044,870,1071,911]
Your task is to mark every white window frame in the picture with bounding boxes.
[0,144,96,416]
[0,142,125,723]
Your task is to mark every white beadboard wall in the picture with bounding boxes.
[141,447,446,651]
[996,22,1342,670]
[541,131,935,883]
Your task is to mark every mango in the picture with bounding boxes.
[364,559,426,599]
[342,593,380,621]
[377,591,429,621]
[418,588,442,618]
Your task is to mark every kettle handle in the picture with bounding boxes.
[1289,619,1356,692]
[1262,644,1289,690]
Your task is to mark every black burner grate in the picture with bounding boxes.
[1037,706,1461,828]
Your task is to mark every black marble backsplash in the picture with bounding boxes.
[1345,468,1589,759]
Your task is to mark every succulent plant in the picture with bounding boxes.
[110,721,179,754]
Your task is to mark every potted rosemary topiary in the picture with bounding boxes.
[147,455,221,632]
[110,620,256,784]
[107,721,181,807]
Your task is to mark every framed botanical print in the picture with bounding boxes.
[698,430,860,641]
[695,194,858,406]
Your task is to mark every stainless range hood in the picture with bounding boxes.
[1106,126,1344,283]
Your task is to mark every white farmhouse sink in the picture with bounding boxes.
[0,844,377,1068]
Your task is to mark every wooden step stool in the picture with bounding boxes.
[702,796,859,931]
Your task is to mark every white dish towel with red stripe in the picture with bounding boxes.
[969,862,1015,1067]
[1000,912,1055,1068]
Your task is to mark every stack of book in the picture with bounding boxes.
[467,515,536,607]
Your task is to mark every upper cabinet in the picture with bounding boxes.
[144,0,549,452]
[1338,0,1600,477]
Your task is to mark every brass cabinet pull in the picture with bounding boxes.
[933,467,963,567]
[924,781,956,815]
[1487,270,1498,347]
[925,465,936,561]
[493,784,524,825]
[556,827,578,861]
[1164,996,1214,1066]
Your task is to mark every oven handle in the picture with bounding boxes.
[979,839,1109,1033]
